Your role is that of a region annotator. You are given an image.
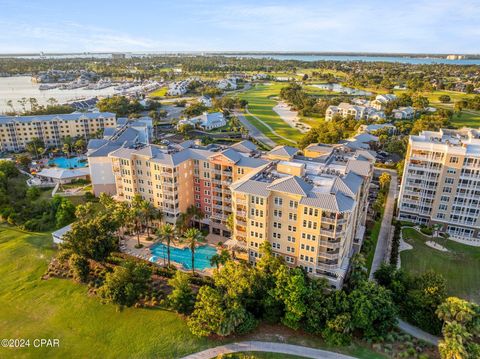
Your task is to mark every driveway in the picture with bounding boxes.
[181,341,356,359]
[369,168,398,279]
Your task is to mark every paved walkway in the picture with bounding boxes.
[234,110,277,148]
[398,320,440,346]
[369,169,398,279]
[244,106,297,145]
[181,341,356,359]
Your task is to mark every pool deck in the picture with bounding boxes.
[120,233,217,275]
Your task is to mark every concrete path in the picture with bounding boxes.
[234,110,277,148]
[397,320,440,346]
[181,341,356,359]
[244,106,298,145]
[369,169,398,279]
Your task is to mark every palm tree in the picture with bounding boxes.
[157,223,176,267]
[209,249,231,270]
[177,205,205,234]
[183,228,205,275]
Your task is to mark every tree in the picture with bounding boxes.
[348,281,397,339]
[25,138,45,159]
[61,212,119,261]
[167,271,195,314]
[156,223,176,267]
[69,254,89,282]
[187,286,226,336]
[210,249,231,270]
[379,172,391,190]
[272,266,308,330]
[436,297,480,359]
[98,261,151,307]
[183,228,205,274]
[74,139,86,153]
[322,313,353,346]
[346,253,368,290]
[439,95,451,103]
[55,198,76,228]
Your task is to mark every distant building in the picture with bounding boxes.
[326,103,384,121]
[0,112,116,152]
[87,116,153,196]
[393,106,415,120]
[177,112,226,131]
[199,95,213,107]
[359,123,396,134]
[36,167,90,184]
[371,94,397,110]
[217,78,237,90]
[398,128,480,246]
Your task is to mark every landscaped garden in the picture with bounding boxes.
[0,225,391,359]
[401,227,480,303]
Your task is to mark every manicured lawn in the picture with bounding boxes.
[0,226,215,358]
[401,227,480,303]
[0,225,385,359]
[237,84,304,145]
[148,87,168,97]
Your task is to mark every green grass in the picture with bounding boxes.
[148,87,168,97]
[0,225,386,359]
[237,84,304,145]
[0,225,215,358]
[401,227,480,303]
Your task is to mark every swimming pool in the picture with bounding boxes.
[49,156,88,169]
[149,243,217,270]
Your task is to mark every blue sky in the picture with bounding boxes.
[0,0,479,53]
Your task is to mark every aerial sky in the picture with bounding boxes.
[0,0,479,54]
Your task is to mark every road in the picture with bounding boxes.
[234,110,277,148]
[181,341,356,359]
[369,168,398,279]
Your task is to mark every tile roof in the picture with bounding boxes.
[230,140,258,153]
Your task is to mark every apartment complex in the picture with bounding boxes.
[325,103,385,121]
[0,112,116,152]
[230,146,374,288]
[88,134,374,286]
[107,141,268,236]
[398,128,480,245]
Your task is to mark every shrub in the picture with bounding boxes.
[69,254,90,282]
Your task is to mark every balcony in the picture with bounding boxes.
[236,219,247,227]
[320,228,335,236]
[318,251,340,260]
[236,198,247,206]
[321,217,336,224]
[316,262,339,270]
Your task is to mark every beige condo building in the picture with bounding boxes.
[230,145,374,288]
[0,112,116,152]
[398,128,480,246]
[108,141,268,236]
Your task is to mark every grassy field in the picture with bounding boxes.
[219,353,307,359]
[148,87,168,97]
[0,225,385,359]
[401,227,480,303]
[237,83,304,145]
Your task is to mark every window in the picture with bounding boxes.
[274,197,283,206]
[289,200,298,208]
[449,157,459,164]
